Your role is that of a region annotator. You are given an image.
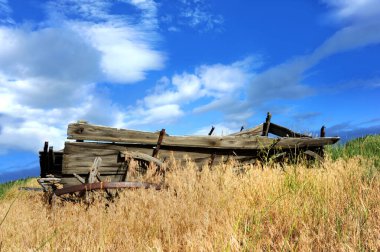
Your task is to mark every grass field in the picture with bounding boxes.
[0,135,379,251]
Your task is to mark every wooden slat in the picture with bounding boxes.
[275,137,339,148]
[67,123,275,150]
[62,142,260,175]
[269,123,311,138]
[64,142,215,160]
[62,142,212,175]
[229,124,263,137]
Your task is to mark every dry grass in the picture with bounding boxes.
[0,157,379,251]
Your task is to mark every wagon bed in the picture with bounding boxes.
[38,113,339,198]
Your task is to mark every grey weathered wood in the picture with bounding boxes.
[262,112,272,136]
[275,137,339,148]
[152,129,165,158]
[208,126,215,136]
[42,142,48,177]
[73,173,85,184]
[320,126,326,137]
[62,135,339,175]
[269,123,311,138]
[230,124,263,137]
[88,157,102,183]
[120,151,164,167]
[304,150,324,162]
[67,123,276,150]
[62,142,257,175]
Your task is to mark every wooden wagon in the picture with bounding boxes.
[38,113,339,200]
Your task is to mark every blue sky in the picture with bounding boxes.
[0,0,379,181]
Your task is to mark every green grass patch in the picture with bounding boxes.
[327,134,380,182]
[327,134,380,161]
[0,178,31,199]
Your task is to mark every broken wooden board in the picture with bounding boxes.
[62,142,256,175]
[68,123,339,150]
[230,124,263,137]
[268,123,311,138]
[68,123,276,150]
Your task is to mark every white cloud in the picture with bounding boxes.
[129,0,380,132]
[71,22,164,83]
[143,73,203,108]
[151,58,254,107]
[246,0,380,106]
[0,27,100,83]
[322,0,380,23]
[0,0,165,153]
[122,57,258,127]
[123,104,184,128]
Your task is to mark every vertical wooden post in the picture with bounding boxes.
[262,112,272,136]
[41,141,49,177]
[208,126,215,136]
[320,126,326,137]
[152,129,165,158]
[48,146,55,175]
[320,125,326,159]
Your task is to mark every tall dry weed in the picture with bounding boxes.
[0,157,379,251]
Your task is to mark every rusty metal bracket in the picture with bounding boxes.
[54,181,161,196]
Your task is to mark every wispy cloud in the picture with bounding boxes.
[128,0,380,132]
[160,0,223,32]
[0,0,13,24]
[322,0,380,23]
[122,57,258,128]
[246,0,380,110]
[327,121,380,142]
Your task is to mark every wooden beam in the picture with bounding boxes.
[152,129,165,158]
[48,146,55,174]
[262,112,272,136]
[40,141,49,177]
[88,157,102,183]
[320,126,326,137]
[268,123,311,138]
[67,123,276,150]
[229,124,263,137]
[120,151,164,167]
[208,126,215,136]
[304,150,324,162]
[275,137,339,148]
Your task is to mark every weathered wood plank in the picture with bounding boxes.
[63,142,214,160]
[120,151,164,167]
[275,137,339,148]
[269,123,311,138]
[62,142,251,175]
[61,135,339,175]
[67,123,275,150]
[229,124,263,137]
